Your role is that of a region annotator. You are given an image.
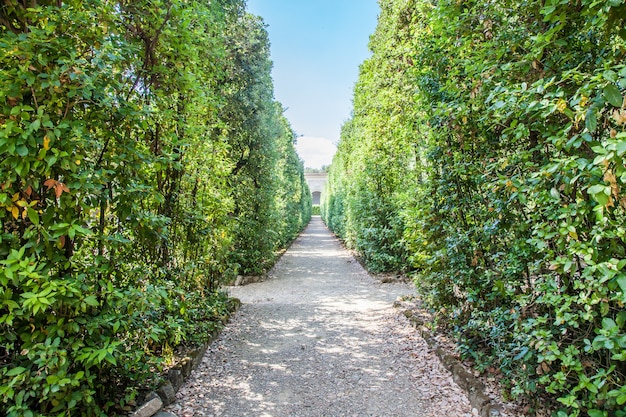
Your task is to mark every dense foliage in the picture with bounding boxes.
[0,1,310,415]
[324,0,626,415]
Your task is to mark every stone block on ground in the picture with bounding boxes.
[191,344,207,370]
[154,411,178,417]
[167,369,184,391]
[180,358,193,378]
[157,381,177,406]
[131,392,163,417]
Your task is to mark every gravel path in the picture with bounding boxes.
[166,217,475,417]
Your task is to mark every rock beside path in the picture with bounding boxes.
[165,217,479,416]
[132,393,162,417]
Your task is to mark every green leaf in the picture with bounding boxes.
[587,410,606,417]
[594,192,609,206]
[83,296,99,307]
[70,224,93,237]
[603,70,618,82]
[16,145,29,157]
[4,300,19,311]
[586,108,597,132]
[104,353,117,365]
[29,119,41,131]
[617,275,626,293]
[604,84,623,107]
[617,140,626,157]
[6,366,26,377]
[550,188,561,200]
[27,208,39,226]
[588,184,609,195]
[602,318,617,330]
[46,155,58,167]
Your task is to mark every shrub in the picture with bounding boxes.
[0,1,309,415]
[325,0,626,414]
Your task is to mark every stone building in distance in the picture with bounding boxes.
[304,173,327,206]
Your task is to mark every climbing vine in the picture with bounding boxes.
[0,1,309,415]
[324,0,626,415]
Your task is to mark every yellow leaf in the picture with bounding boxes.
[11,206,19,219]
[556,99,567,113]
[43,135,51,150]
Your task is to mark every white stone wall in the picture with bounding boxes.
[304,173,327,205]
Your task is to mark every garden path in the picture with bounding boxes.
[166,217,475,416]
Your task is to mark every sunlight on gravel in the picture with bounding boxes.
[165,218,478,417]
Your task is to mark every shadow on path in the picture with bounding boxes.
[166,217,474,417]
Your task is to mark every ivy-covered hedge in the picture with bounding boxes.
[0,1,309,416]
[324,0,626,415]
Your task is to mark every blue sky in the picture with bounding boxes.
[245,0,379,168]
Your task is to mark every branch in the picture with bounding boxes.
[125,3,174,101]
[0,15,20,34]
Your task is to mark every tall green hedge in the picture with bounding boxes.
[324,0,626,415]
[0,1,310,415]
